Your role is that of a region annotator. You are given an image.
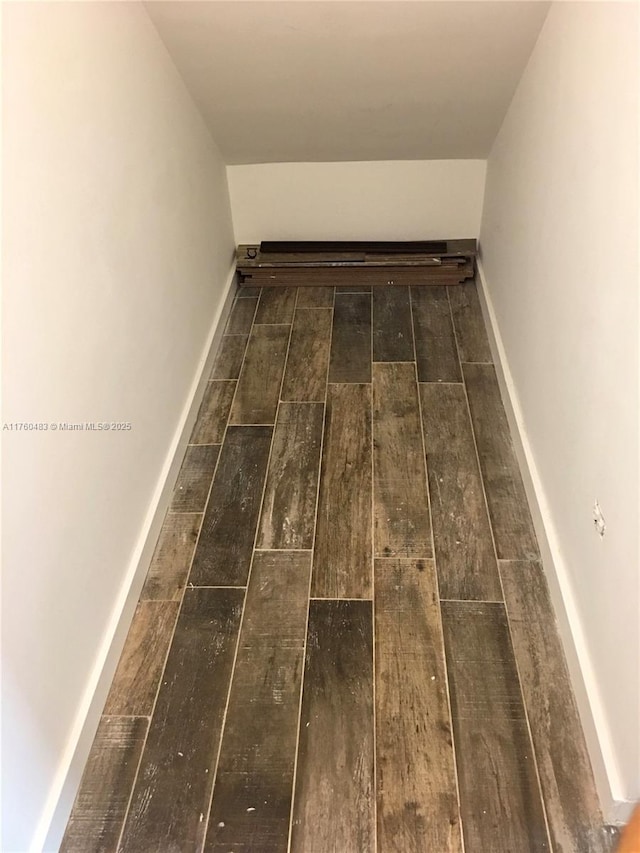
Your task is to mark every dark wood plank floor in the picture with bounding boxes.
[62,279,614,853]
[373,362,431,559]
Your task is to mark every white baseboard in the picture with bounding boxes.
[35,266,239,853]
[475,259,633,826]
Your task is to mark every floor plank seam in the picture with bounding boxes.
[286,284,331,853]
[495,567,555,849]
[448,286,553,851]
[201,289,298,847]
[186,442,220,448]
[439,597,506,604]
[113,557,189,848]
[221,299,260,431]
[203,289,298,820]
[309,596,374,601]
[286,558,319,853]
[410,305,467,852]
[255,548,313,553]
[370,287,379,853]
[99,713,152,720]
[198,559,253,846]
[447,286,504,604]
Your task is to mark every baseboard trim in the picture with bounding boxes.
[35,265,239,853]
[475,259,632,826]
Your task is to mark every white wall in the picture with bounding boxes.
[479,1,639,814]
[228,160,486,243]
[1,4,235,850]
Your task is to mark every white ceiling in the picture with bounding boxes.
[146,1,550,164]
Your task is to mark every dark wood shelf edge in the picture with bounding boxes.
[236,239,477,286]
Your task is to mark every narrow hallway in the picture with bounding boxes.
[62,279,616,853]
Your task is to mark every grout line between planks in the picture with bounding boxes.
[370,280,379,853]
[286,283,334,853]
[279,399,327,404]
[186,442,221,448]
[254,547,313,553]
[290,305,334,311]
[200,285,298,849]
[411,285,467,853]
[223,293,259,336]
[447,285,553,851]
[101,713,151,720]
[213,298,258,442]
[309,596,373,602]
[417,380,464,385]
[439,597,506,604]
[371,360,415,365]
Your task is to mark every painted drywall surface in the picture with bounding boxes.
[480,1,639,804]
[1,3,235,849]
[228,160,487,242]
[146,1,549,163]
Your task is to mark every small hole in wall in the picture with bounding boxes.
[593,500,606,538]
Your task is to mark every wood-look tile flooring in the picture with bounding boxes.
[62,280,619,853]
